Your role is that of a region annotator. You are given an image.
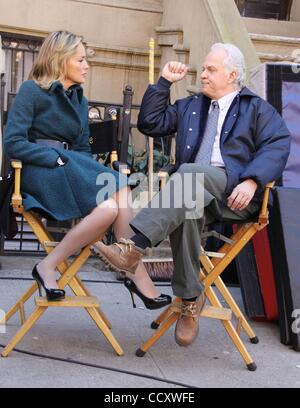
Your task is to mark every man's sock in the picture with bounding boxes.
[183,297,197,302]
[131,233,151,250]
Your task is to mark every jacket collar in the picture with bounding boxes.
[239,86,257,98]
[194,86,257,101]
[48,81,83,103]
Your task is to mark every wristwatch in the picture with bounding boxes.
[56,157,66,167]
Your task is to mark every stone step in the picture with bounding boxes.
[257,51,296,63]
[243,17,300,38]
[250,32,300,58]
[87,42,161,71]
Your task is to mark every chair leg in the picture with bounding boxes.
[72,276,112,329]
[150,299,180,329]
[55,248,121,354]
[1,307,47,357]
[213,276,258,342]
[56,247,114,329]
[221,320,257,371]
[86,306,123,356]
[1,283,38,325]
[136,311,179,357]
[200,253,258,342]
[3,213,121,356]
[201,271,256,370]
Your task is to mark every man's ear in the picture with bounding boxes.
[228,70,237,84]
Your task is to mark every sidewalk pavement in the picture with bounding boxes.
[0,255,299,389]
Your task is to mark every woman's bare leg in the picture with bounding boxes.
[110,186,160,298]
[37,198,118,289]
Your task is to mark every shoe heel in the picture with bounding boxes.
[32,264,65,301]
[36,281,42,296]
[129,290,136,308]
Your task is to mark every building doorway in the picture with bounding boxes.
[235,0,293,20]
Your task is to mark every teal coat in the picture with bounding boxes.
[4,80,126,220]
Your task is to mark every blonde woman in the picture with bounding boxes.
[4,31,171,308]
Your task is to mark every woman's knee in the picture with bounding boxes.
[97,198,119,218]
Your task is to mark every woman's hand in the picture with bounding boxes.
[162,62,188,83]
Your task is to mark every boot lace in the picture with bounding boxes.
[181,302,198,318]
[115,238,136,254]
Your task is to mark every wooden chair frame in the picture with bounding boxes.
[0,159,124,357]
[135,182,274,371]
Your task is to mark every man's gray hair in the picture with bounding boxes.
[211,43,246,89]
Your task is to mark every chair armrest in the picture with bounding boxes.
[112,161,131,175]
[258,181,275,224]
[158,164,177,176]
[11,159,22,169]
[11,159,23,208]
[158,164,177,189]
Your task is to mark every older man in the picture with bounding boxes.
[97,43,290,347]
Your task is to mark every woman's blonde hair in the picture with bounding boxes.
[29,31,82,89]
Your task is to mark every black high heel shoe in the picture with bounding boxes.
[32,265,65,301]
[124,278,172,310]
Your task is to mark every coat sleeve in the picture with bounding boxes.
[72,98,92,158]
[137,77,179,137]
[239,99,291,188]
[4,81,60,168]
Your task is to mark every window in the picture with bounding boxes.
[235,0,293,20]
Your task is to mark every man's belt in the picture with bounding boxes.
[34,139,71,150]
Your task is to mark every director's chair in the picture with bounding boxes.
[0,111,131,358]
[0,158,124,357]
[135,181,275,371]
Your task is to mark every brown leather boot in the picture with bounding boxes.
[174,292,206,347]
[92,238,145,275]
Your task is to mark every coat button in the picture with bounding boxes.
[194,96,198,99]
[224,131,229,134]
[192,112,196,115]
[189,128,193,131]
[187,145,191,149]
[233,114,237,117]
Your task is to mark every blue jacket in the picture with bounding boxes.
[137,77,291,200]
[4,80,125,220]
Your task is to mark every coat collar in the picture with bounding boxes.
[239,86,257,98]
[48,81,83,103]
[193,86,257,101]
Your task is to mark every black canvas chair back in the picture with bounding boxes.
[89,119,118,155]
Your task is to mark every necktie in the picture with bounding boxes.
[194,101,219,165]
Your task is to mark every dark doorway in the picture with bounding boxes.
[235,0,293,20]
